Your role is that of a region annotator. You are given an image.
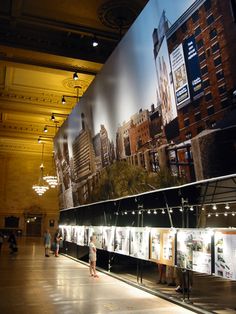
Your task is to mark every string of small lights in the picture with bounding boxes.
[113,202,235,216]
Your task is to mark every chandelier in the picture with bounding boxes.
[43,152,58,188]
[43,175,58,188]
[32,143,49,196]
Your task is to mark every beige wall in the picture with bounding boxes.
[0,152,59,236]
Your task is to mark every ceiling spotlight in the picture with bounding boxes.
[225,203,230,210]
[44,126,48,133]
[62,96,66,105]
[189,206,194,211]
[169,208,173,213]
[92,36,98,47]
[138,210,142,215]
[51,113,55,121]
[179,207,183,212]
[38,137,42,144]
[207,213,211,217]
[224,212,228,216]
[215,213,219,217]
[147,209,151,214]
[232,212,235,216]
[73,71,78,80]
[161,209,165,214]
[124,211,127,215]
[132,211,135,215]
[153,209,157,215]
[201,206,205,211]
[212,204,217,210]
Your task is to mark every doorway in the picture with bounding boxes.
[26,216,42,236]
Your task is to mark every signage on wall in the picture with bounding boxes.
[170,43,190,107]
[183,35,203,100]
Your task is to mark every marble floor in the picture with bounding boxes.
[0,237,197,314]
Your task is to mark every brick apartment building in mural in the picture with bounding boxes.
[165,0,236,141]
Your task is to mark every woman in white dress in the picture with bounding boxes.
[89,235,98,278]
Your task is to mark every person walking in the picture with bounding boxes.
[89,235,98,278]
[44,229,51,257]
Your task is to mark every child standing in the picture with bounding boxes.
[89,235,98,278]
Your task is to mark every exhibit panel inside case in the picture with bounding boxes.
[130,227,150,260]
[150,228,175,266]
[102,226,115,251]
[214,230,236,280]
[176,229,212,274]
[88,226,103,249]
[61,225,72,242]
[114,227,130,256]
[75,226,85,246]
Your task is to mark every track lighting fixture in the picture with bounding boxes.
[92,36,98,47]
[44,126,48,133]
[62,96,66,105]
[51,113,55,121]
[225,203,230,210]
[212,204,217,210]
[73,71,78,80]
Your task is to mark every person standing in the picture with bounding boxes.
[0,232,4,253]
[8,231,17,254]
[44,229,51,257]
[89,235,98,278]
[54,229,62,257]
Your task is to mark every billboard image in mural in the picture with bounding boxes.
[170,44,190,107]
[54,0,236,209]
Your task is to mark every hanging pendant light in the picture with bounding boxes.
[32,143,49,196]
[43,152,58,188]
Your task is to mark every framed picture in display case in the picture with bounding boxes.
[62,225,72,242]
[102,226,115,252]
[76,226,85,246]
[88,226,103,249]
[161,229,175,266]
[150,228,161,262]
[176,229,212,274]
[150,228,175,266]
[114,227,130,255]
[214,230,236,280]
[71,226,77,243]
[130,227,150,260]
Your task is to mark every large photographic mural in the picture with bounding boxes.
[55,0,236,209]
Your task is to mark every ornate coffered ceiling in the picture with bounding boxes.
[0,0,148,156]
